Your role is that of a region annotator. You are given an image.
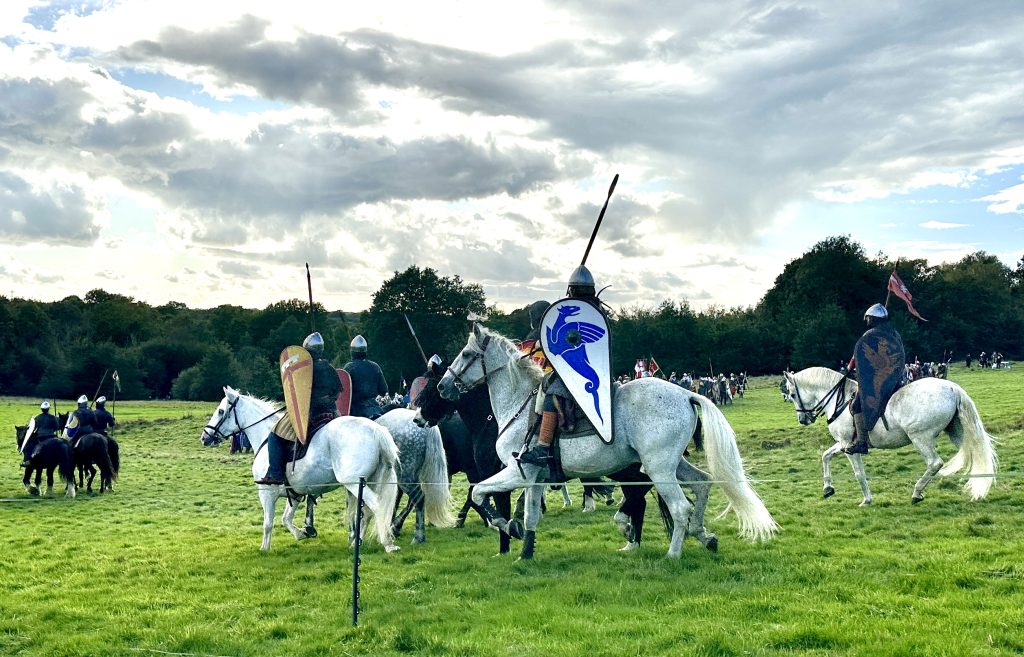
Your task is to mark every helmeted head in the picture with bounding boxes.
[350,334,368,358]
[567,265,596,298]
[77,395,88,409]
[527,300,550,330]
[864,303,888,328]
[96,396,107,408]
[40,401,50,413]
[302,332,325,357]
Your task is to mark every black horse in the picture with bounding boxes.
[14,426,76,497]
[413,359,674,552]
[73,433,120,494]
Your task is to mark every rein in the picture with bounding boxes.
[790,374,850,425]
[204,396,281,445]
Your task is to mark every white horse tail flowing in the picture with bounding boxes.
[692,394,778,542]
[363,424,401,545]
[419,426,456,528]
[938,388,997,500]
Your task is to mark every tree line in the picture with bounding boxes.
[2,236,1021,402]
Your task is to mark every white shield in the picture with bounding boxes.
[540,298,613,444]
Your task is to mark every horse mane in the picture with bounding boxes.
[468,327,544,390]
[229,387,283,412]
[796,367,857,394]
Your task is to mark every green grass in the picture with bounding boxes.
[1,364,1023,657]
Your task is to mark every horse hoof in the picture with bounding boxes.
[705,536,719,553]
[911,496,924,505]
[506,519,526,540]
[605,497,616,506]
[412,536,425,545]
[303,527,318,539]
[618,542,640,552]
[454,517,466,529]
[823,487,835,499]
[28,486,40,497]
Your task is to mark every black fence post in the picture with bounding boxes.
[352,476,365,627]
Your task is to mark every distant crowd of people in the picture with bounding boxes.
[614,370,748,406]
[965,351,1009,370]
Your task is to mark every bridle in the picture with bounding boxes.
[788,373,850,425]
[203,396,280,446]
[446,333,504,394]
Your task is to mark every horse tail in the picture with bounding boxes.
[364,423,400,546]
[57,441,76,486]
[94,435,115,483]
[107,437,120,480]
[690,393,778,542]
[419,426,456,528]
[938,387,997,500]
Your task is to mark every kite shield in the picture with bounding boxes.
[280,346,313,444]
[336,368,353,416]
[540,298,613,444]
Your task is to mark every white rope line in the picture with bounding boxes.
[131,648,259,657]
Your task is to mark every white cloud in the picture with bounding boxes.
[920,221,968,230]
[979,179,1024,215]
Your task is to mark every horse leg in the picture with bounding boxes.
[258,486,281,551]
[345,484,400,553]
[413,496,426,544]
[281,496,306,541]
[87,466,96,494]
[45,467,55,497]
[582,482,596,513]
[472,465,538,541]
[519,484,545,560]
[24,466,39,496]
[303,495,318,538]
[846,453,873,506]
[646,462,693,558]
[677,460,716,552]
[455,486,474,528]
[910,438,944,504]
[614,485,647,552]
[393,486,422,537]
[822,442,843,498]
[494,492,512,555]
[559,484,572,508]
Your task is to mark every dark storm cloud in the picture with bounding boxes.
[0,171,101,244]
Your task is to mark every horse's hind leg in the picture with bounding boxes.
[647,463,693,558]
[303,495,318,538]
[45,468,55,497]
[846,453,873,506]
[413,497,426,544]
[24,467,39,496]
[910,437,944,504]
[86,466,97,494]
[281,496,306,541]
[677,459,716,552]
[520,484,545,560]
[456,486,475,528]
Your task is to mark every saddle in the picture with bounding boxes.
[273,412,336,464]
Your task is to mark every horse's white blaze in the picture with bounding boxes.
[786,367,997,503]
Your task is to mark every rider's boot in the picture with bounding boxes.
[843,413,870,455]
[517,411,557,467]
[254,432,288,485]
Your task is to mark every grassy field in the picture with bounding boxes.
[1,365,1022,657]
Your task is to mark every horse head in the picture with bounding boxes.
[201,386,242,447]
[438,323,494,401]
[15,425,27,451]
[413,356,457,428]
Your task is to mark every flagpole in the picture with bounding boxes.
[884,259,900,309]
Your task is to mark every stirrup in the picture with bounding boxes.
[516,446,551,467]
[255,475,286,485]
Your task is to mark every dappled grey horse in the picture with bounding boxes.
[376,408,455,543]
[784,367,997,505]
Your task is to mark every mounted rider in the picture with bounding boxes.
[343,335,388,420]
[19,401,61,468]
[843,303,906,455]
[94,396,116,436]
[255,332,341,485]
[518,265,612,466]
[65,395,96,447]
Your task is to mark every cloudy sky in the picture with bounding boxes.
[2,1,1022,313]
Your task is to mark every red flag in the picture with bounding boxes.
[888,272,928,321]
[648,356,661,376]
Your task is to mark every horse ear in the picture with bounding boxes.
[224,385,236,400]
[472,322,484,339]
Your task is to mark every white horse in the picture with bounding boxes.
[437,324,777,559]
[783,367,997,505]
[201,386,401,552]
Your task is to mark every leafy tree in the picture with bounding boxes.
[363,266,487,388]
